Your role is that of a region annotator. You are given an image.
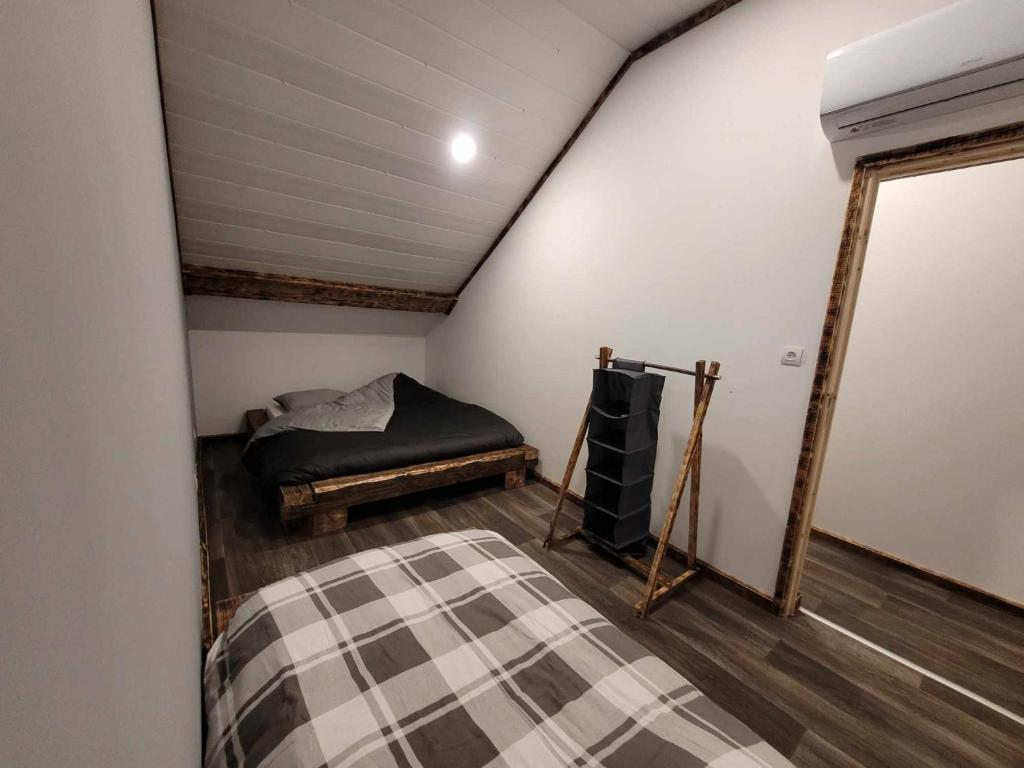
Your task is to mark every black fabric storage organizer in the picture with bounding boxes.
[583,367,664,551]
[545,346,721,618]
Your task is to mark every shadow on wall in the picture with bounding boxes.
[829,131,914,180]
[830,140,867,181]
[659,438,779,579]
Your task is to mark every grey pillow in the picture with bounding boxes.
[273,388,344,412]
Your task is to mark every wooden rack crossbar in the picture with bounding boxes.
[592,355,722,380]
[545,346,721,617]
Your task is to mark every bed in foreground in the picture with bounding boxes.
[204,530,790,768]
[243,374,537,534]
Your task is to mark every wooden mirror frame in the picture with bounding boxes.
[773,120,1024,617]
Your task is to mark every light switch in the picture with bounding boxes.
[781,346,805,367]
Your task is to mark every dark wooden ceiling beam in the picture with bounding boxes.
[181,264,457,314]
[630,0,744,60]
[456,0,744,297]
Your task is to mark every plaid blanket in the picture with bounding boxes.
[204,530,790,767]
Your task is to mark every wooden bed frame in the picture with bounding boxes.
[245,409,538,535]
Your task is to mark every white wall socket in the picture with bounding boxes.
[781,346,805,367]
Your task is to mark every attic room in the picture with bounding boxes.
[2,1,1023,766]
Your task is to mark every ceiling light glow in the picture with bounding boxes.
[450,133,477,163]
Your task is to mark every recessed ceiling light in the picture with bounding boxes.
[450,133,477,163]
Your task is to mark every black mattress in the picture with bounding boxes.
[243,374,525,486]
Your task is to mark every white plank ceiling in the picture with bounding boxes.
[154,0,709,294]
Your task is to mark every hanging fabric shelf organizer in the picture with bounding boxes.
[582,367,664,551]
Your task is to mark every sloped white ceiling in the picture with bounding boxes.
[154,0,708,294]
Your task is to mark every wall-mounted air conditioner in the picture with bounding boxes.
[821,0,1024,142]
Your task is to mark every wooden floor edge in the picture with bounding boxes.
[811,527,1024,616]
[685,553,776,611]
[530,470,775,611]
[196,439,215,652]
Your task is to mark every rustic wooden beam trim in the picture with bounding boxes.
[771,161,873,616]
[279,483,316,513]
[631,0,746,60]
[859,120,1024,176]
[309,444,538,498]
[215,592,256,639]
[279,445,540,531]
[196,438,214,652]
[811,528,1024,616]
[773,121,1024,617]
[454,58,634,297]
[456,0,745,299]
[309,445,537,503]
[182,264,457,314]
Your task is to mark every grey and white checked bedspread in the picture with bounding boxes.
[204,530,791,768]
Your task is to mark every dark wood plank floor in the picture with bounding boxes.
[801,532,1024,720]
[202,438,1024,767]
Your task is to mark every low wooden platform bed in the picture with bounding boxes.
[243,374,538,535]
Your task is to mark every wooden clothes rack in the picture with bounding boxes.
[543,346,721,618]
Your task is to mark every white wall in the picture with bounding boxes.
[0,2,200,767]
[426,0,1024,595]
[190,330,426,434]
[814,161,1024,604]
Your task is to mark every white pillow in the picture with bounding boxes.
[273,388,345,411]
[265,400,286,420]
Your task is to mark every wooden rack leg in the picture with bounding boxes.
[636,360,720,617]
[544,346,611,549]
[543,396,589,549]
[688,360,705,568]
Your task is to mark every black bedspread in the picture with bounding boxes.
[243,374,525,486]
